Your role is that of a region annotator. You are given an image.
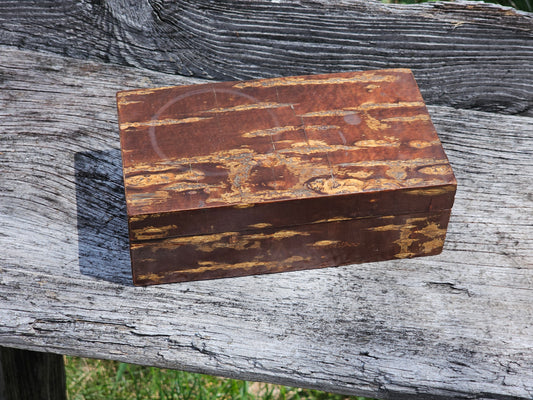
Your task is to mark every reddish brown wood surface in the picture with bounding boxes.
[117,69,456,285]
[131,210,451,285]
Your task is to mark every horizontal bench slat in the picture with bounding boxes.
[0,0,532,115]
[0,46,532,399]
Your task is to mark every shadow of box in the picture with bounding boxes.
[74,149,133,286]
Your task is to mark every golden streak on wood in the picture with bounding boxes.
[137,256,312,281]
[243,230,311,241]
[354,139,399,148]
[337,158,450,168]
[242,125,299,138]
[408,140,440,149]
[276,139,298,146]
[272,230,309,240]
[300,110,358,117]
[125,170,205,188]
[234,203,255,209]
[136,273,164,283]
[197,261,217,266]
[133,225,178,240]
[280,143,353,155]
[423,177,456,186]
[419,165,453,176]
[130,190,170,206]
[365,84,380,92]
[120,116,212,130]
[364,215,445,259]
[394,252,417,259]
[328,216,353,223]
[129,214,153,222]
[131,231,240,250]
[406,216,431,223]
[305,125,342,131]
[307,139,330,147]
[364,113,390,131]
[232,74,398,89]
[117,99,142,106]
[299,102,424,118]
[125,140,453,211]
[165,181,212,193]
[421,237,445,253]
[248,223,273,229]
[202,102,294,113]
[392,217,446,258]
[381,115,431,123]
[134,229,311,255]
[417,222,447,239]
[126,147,254,176]
[311,240,341,247]
[280,146,332,155]
[352,101,425,111]
[201,239,261,253]
[196,237,259,253]
[308,177,365,194]
[127,158,454,212]
[405,185,456,196]
[394,221,419,259]
[404,178,426,186]
[124,163,190,175]
[126,152,448,178]
[310,216,352,224]
[343,170,374,179]
[209,191,241,205]
[239,188,313,203]
[368,224,415,232]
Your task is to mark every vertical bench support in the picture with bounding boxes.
[0,347,66,400]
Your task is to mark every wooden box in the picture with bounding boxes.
[117,69,456,286]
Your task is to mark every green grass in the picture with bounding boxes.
[65,356,374,400]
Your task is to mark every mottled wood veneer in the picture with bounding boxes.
[117,69,456,285]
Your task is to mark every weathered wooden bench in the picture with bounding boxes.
[1,1,532,399]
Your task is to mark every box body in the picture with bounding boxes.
[117,69,456,285]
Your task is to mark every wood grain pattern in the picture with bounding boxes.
[118,69,456,284]
[131,210,451,285]
[127,184,456,241]
[0,0,532,115]
[0,46,532,399]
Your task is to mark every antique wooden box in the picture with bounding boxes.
[117,69,456,286]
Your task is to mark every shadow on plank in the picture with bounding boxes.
[74,149,133,286]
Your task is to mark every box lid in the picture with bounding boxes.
[117,69,456,242]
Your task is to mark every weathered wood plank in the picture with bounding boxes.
[0,46,532,399]
[0,0,532,115]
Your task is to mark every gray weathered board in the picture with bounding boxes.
[0,0,532,399]
[0,0,532,115]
